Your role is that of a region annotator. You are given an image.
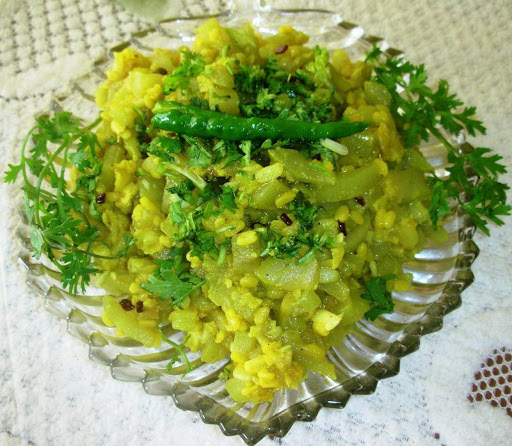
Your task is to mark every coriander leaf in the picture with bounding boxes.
[142,271,205,307]
[429,147,511,235]
[132,106,151,146]
[4,163,22,183]
[257,227,332,264]
[259,228,301,258]
[428,179,453,229]
[295,233,334,265]
[60,251,99,295]
[361,275,396,321]
[289,193,321,232]
[69,131,101,174]
[365,45,383,62]
[142,248,205,308]
[198,182,219,202]
[77,131,100,155]
[184,135,212,168]
[467,147,508,177]
[302,141,336,165]
[219,185,238,212]
[234,55,334,122]
[35,112,80,143]
[188,229,219,260]
[116,234,136,257]
[8,110,127,295]
[212,140,253,167]
[169,201,187,226]
[68,150,88,170]
[366,45,510,235]
[147,135,184,160]
[303,45,332,88]
[25,157,45,177]
[159,328,194,376]
[163,50,205,94]
[30,138,48,160]
[168,179,197,204]
[212,140,238,165]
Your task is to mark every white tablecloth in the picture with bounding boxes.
[1,1,511,445]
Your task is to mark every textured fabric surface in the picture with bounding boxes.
[0,1,511,445]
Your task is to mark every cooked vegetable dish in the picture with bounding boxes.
[6,18,509,404]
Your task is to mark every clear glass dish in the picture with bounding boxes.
[15,4,479,445]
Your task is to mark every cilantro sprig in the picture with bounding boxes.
[366,46,510,235]
[163,49,206,94]
[257,227,333,265]
[4,112,132,294]
[165,178,239,264]
[159,328,195,376]
[234,52,334,122]
[361,275,396,321]
[142,247,205,308]
[289,193,321,232]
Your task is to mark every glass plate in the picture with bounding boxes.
[15,4,479,445]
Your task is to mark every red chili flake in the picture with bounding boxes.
[338,221,347,236]
[355,196,366,207]
[120,299,134,311]
[280,213,293,226]
[96,193,106,204]
[136,301,144,313]
[275,44,288,55]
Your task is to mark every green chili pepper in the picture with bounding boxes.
[151,101,369,141]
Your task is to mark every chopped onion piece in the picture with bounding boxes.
[319,138,348,155]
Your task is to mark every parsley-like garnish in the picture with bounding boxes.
[151,136,206,190]
[164,49,206,94]
[4,112,132,294]
[257,228,333,265]
[142,248,206,307]
[234,55,334,122]
[165,178,237,263]
[133,105,152,146]
[188,230,225,261]
[366,46,510,235]
[184,135,213,168]
[159,328,194,376]
[361,275,396,321]
[145,135,184,159]
[288,193,321,232]
[163,49,206,94]
[219,185,238,212]
[212,139,252,167]
[168,179,197,204]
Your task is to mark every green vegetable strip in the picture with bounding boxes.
[312,159,387,202]
[151,101,369,142]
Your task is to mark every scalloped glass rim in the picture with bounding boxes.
[15,6,480,445]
